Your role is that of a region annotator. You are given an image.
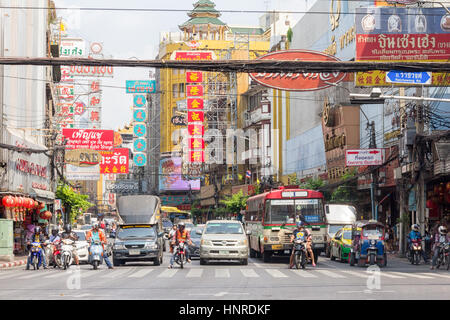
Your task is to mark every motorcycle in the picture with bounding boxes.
[51,239,62,268]
[174,241,187,269]
[89,240,104,270]
[29,242,43,270]
[409,239,422,265]
[61,239,74,270]
[293,238,307,269]
[436,242,449,270]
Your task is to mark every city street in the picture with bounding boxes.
[0,247,448,300]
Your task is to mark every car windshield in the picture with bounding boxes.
[117,226,156,239]
[343,231,352,240]
[362,226,383,237]
[205,223,243,234]
[265,199,324,224]
[75,231,86,241]
[329,225,345,234]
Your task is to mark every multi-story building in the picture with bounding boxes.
[156,0,270,211]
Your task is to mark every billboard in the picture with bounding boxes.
[100,148,129,174]
[126,80,156,94]
[159,157,200,191]
[62,129,114,151]
[170,51,216,61]
[355,7,450,87]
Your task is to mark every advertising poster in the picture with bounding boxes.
[62,128,114,151]
[100,148,129,174]
[159,157,200,191]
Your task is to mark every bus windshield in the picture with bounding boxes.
[265,199,324,225]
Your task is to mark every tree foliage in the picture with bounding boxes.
[220,190,248,215]
[299,177,325,190]
[56,184,94,223]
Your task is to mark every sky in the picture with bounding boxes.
[54,0,305,131]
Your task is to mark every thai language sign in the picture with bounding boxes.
[170,51,216,61]
[346,149,384,166]
[100,148,129,174]
[249,50,346,91]
[61,65,114,77]
[126,80,156,93]
[62,129,114,151]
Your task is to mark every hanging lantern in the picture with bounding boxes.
[2,196,15,207]
[39,202,45,210]
[16,197,23,207]
[40,211,52,220]
[27,198,34,209]
[446,182,450,192]
[34,200,38,208]
[23,198,30,209]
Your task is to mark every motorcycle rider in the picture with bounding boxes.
[48,227,61,267]
[168,225,178,254]
[86,223,114,269]
[407,224,428,263]
[289,221,316,269]
[168,222,192,269]
[26,226,48,270]
[60,224,80,266]
[430,225,449,270]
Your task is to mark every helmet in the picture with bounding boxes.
[92,223,99,229]
[178,222,185,229]
[438,226,447,235]
[296,221,303,228]
[64,224,71,233]
[51,228,58,235]
[34,226,41,234]
[412,224,419,232]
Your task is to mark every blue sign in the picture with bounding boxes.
[386,70,431,85]
[133,153,147,167]
[126,80,156,94]
[133,94,147,107]
[133,138,147,152]
[133,124,147,137]
[133,109,147,122]
[304,215,320,223]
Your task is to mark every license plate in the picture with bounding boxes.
[284,250,290,254]
[219,250,228,255]
[129,249,141,255]
[272,245,283,250]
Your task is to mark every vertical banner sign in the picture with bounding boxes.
[186,72,205,164]
[133,94,147,108]
[187,98,204,110]
[188,111,204,122]
[186,85,204,97]
[186,72,203,83]
[100,148,130,174]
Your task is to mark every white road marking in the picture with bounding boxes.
[101,268,133,278]
[128,269,155,278]
[157,269,178,278]
[388,272,433,279]
[418,273,450,280]
[314,269,346,278]
[44,271,74,279]
[186,268,204,278]
[265,269,288,278]
[0,272,21,280]
[215,269,230,278]
[338,270,369,278]
[290,269,318,278]
[16,272,48,280]
[240,269,259,278]
[379,272,405,279]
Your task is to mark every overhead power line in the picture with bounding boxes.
[0,57,449,73]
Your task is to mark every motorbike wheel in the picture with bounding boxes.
[32,256,38,270]
[180,254,184,269]
[93,261,98,270]
[369,254,375,266]
[414,252,420,265]
[350,252,355,266]
[301,251,306,269]
[446,254,449,271]
[436,252,443,269]
[294,253,300,269]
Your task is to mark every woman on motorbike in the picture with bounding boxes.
[289,221,316,269]
[430,225,449,270]
[26,226,48,270]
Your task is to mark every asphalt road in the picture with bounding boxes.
[0,248,449,300]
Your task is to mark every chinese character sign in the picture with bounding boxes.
[133,153,147,167]
[186,72,203,83]
[188,111,204,122]
[188,124,204,136]
[187,98,204,110]
[133,124,147,137]
[186,85,204,97]
[100,148,129,174]
[133,94,147,108]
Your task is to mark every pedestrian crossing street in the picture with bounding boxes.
[1,266,450,282]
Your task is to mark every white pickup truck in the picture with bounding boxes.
[325,204,357,257]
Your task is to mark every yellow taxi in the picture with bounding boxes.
[329,225,353,262]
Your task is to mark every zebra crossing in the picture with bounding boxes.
[1,266,449,282]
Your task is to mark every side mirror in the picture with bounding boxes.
[158,232,164,238]
[196,229,203,235]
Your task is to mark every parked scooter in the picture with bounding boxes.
[29,242,43,270]
[61,239,74,270]
[293,238,308,269]
[89,240,104,270]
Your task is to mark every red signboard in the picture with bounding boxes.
[100,148,129,174]
[187,124,204,136]
[171,51,215,61]
[186,85,204,97]
[249,50,346,91]
[187,98,204,110]
[356,34,450,61]
[188,111,204,122]
[188,150,205,163]
[62,129,114,151]
[186,72,203,83]
[188,138,205,150]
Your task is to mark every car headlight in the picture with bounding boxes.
[239,239,248,246]
[370,240,376,246]
[144,242,158,250]
[113,243,126,250]
[201,239,212,246]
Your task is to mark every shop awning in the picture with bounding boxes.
[30,188,55,202]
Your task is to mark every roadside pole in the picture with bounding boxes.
[415,86,426,236]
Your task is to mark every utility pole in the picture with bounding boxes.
[369,121,378,220]
[415,87,426,235]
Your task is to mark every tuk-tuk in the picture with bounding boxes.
[349,220,387,267]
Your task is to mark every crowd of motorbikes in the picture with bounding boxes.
[27,234,106,271]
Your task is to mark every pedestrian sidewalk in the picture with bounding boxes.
[0,255,28,269]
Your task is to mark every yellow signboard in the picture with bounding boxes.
[356,70,450,87]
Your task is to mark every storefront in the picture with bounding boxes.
[0,130,55,256]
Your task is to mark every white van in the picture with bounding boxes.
[325,204,357,257]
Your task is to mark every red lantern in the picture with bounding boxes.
[23,198,29,209]
[2,196,15,207]
[34,201,38,208]
[27,198,34,209]
[39,202,45,210]
[40,211,52,220]
[446,182,450,192]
